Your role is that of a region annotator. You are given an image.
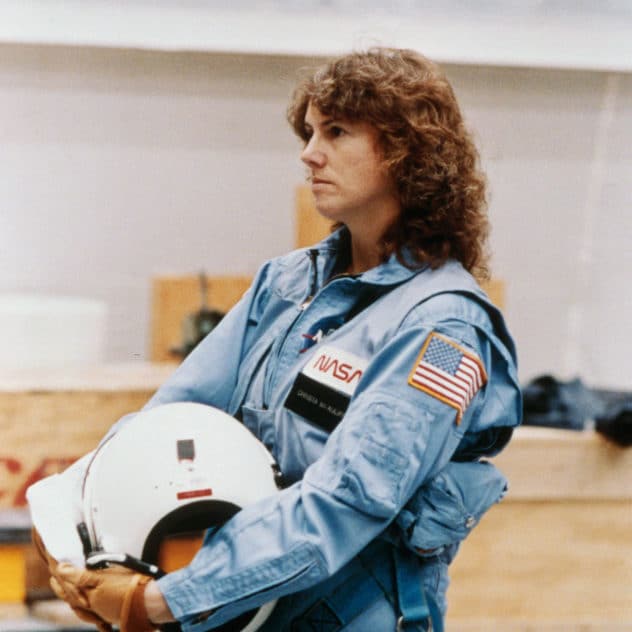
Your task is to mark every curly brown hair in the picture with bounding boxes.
[287,47,490,281]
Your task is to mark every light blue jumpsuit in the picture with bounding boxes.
[139,227,521,630]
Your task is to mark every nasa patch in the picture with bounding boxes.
[284,345,368,432]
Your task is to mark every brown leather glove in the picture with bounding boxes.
[31,528,58,574]
[51,563,155,632]
[32,529,114,630]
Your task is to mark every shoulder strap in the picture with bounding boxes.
[368,261,516,358]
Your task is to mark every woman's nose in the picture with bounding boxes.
[301,137,326,168]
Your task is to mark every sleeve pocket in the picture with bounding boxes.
[397,460,507,553]
[333,433,409,517]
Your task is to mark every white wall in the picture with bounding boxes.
[447,66,632,388]
[0,45,308,361]
[1,44,630,388]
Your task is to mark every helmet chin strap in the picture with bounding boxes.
[76,521,95,558]
[78,521,164,578]
[85,551,164,578]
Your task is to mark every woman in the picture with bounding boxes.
[48,48,521,631]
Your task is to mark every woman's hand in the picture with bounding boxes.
[50,563,159,632]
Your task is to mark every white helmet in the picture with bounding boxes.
[80,402,280,631]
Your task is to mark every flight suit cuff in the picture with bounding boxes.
[157,542,326,631]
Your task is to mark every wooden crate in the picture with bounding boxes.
[0,364,174,510]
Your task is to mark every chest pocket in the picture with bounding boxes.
[228,298,301,416]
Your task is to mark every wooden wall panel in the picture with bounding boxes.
[493,427,632,501]
[0,362,173,510]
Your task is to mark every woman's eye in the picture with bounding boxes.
[329,125,345,137]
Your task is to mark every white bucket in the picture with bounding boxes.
[0,294,107,370]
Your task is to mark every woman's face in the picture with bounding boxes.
[301,103,400,235]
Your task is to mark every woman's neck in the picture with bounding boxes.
[346,231,384,275]
[343,200,399,274]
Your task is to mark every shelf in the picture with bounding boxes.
[0,363,176,393]
[493,426,632,501]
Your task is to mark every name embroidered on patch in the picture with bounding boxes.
[408,332,487,424]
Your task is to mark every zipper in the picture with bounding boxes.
[262,249,321,407]
[227,342,274,415]
[300,249,320,310]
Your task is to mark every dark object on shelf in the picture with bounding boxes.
[171,272,225,358]
[521,375,600,431]
[595,403,632,447]
[522,375,632,447]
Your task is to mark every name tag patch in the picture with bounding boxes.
[284,345,368,432]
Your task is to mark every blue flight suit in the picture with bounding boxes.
[140,227,521,630]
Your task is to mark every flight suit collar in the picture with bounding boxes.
[314,227,425,289]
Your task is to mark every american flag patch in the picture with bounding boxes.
[408,332,487,424]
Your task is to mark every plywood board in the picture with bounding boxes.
[295,185,334,249]
[448,623,632,632]
[150,275,252,362]
[481,278,505,311]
